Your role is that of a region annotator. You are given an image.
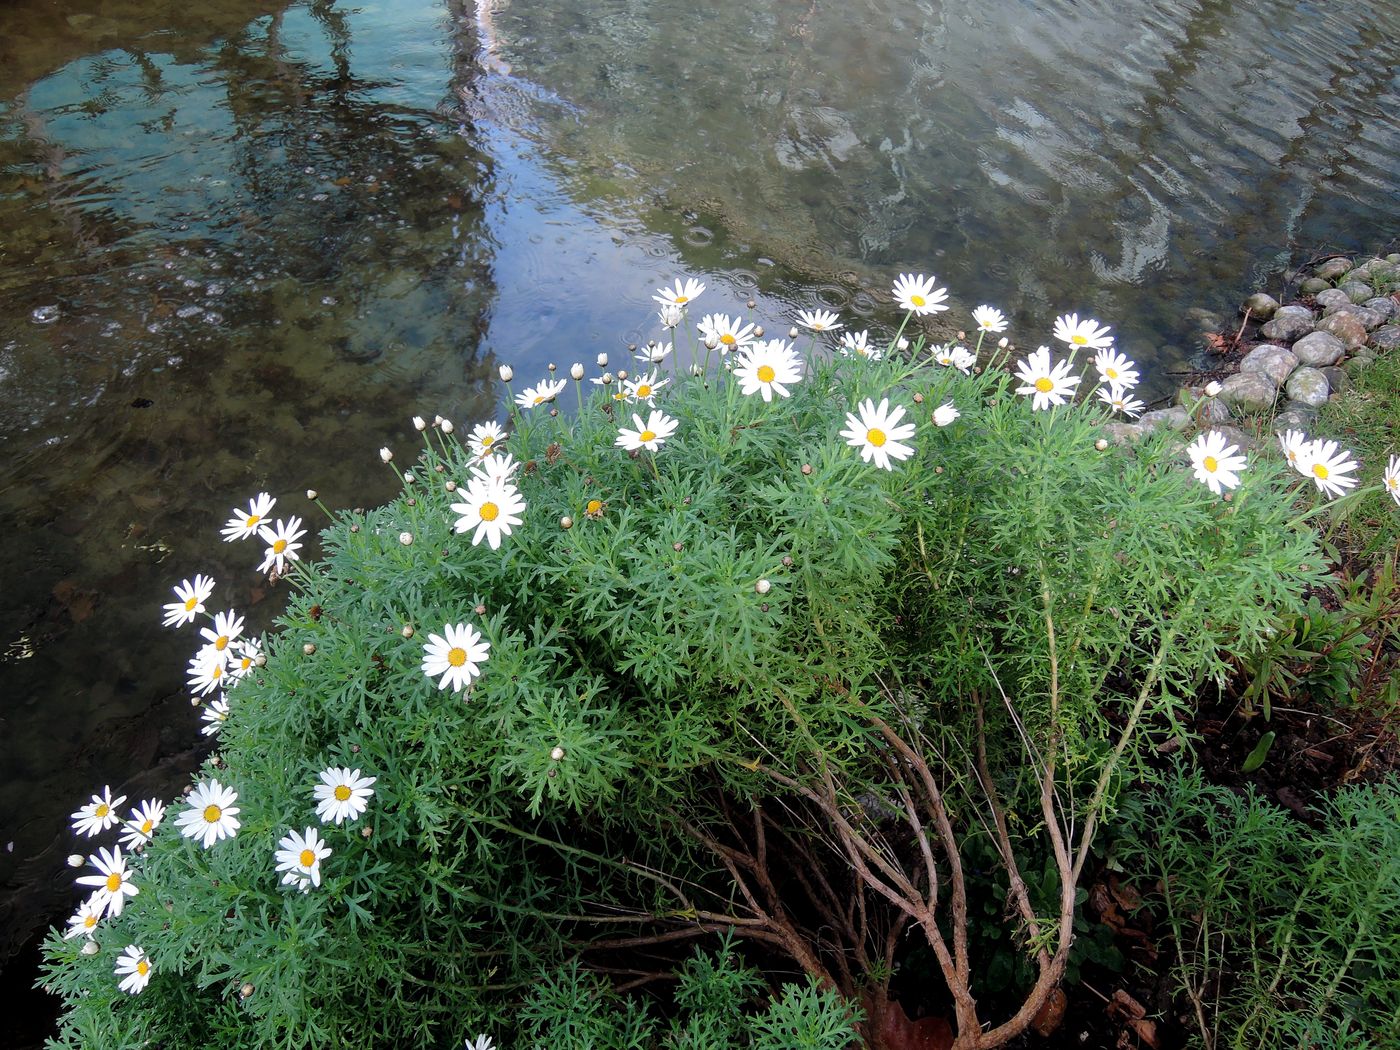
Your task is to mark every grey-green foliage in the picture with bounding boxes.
[1119,767,1400,1049]
[517,944,859,1050]
[39,328,1329,1049]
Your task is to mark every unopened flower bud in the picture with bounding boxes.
[445,480,457,492]
[998,337,1009,348]
[474,604,487,616]
[897,337,909,350]
[412,415,426,431]
[254,653,267,667]
[361,825,372,837]
[403,472,415,484]
[596,352,609,366]
[912,392,924,404]
[1095,438,1109,451]
[498,364,514,382]
[81,940,100,956]
[957,330,966,341]
[67,854,85,868]
[755,578,772,595]
[560,516,573,529]
[1205,381,1222,397]
[401,624,414,638]
[570,362,584,380]
[240,983,254,999]
[801,463,813,475]
[672,542,683,552]
[616,369,628,382]
[303,643,316,656]
[704,334,719,350]
[190,696,201,706]
[550,746,565,761]
[547,363,557,373]
[601,372,614,385]
[398,532,413,546]
[306,489,317,500]
[434,414,443,426]
[788,326,799,339]
[379,447,393,463]
[440,419,453,434]
[753,326,765,337]
[781,555,793,567]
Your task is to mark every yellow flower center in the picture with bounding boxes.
[1106,367,1118,379]
[1388,478,1398,490]
[1035,377,1054,393]
[203,805,222,824]
[1203,456,1218,472]
[141,819,153,833]
[481,435,494,447]
[105,872,122,892]
[640,430,656,443]
[184,596,198,612]
[273,539,287,553]
[215,635,228,651]
[95,804,109,819]
[245,514,261,528]
[674,295,689,305]
[1313,463,1329,479]
[757,365,776,383]
[637,384,651,397]
[533,395,545,405]
[334,785,351,801]
[212,666,223,681]
[1072,334,1087,345]
[299,848,316,867]
[137,960,149,977]
[720,333,735,345]
[910,294,925,307]
[479,502,499,522]
[84,915,97,929]
[867,428,887,447]
[586,500,603,515]
[447,647,467,667]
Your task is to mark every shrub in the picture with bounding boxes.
[41,281,1345,1049]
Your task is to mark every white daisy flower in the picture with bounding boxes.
[256,516,306,575]
[175,779,241,848]
[468,452,522,487]
[119,799,166,851]
[1096,385,1145,418]
[933,344,976,374]
[313,767,377,825]
[75,846,139,918]
[71,786,127,838]
[227,638,262,684]
[1385,455,1400,507]
[422,622,490,693]
[115,945,153,995]
[657,304,683,329]
[1052,313,1114,351]
[1093,348,1140,388]
[161,575,215,628]
[972,305,1007,333]
[1277,429,1311,475]
[839,398,917,471]
[653,277,706,308]
[625,370,669,405]
[796,308,843,333]
[891,273,949,315]
[838,330,881,360]
[199,610,245,658]
[451,477,526,551]
[1303,439,1359,499]
[1014,346,1082,410]
[733,340,803,402]
[1187,431,1248,495]
[616,410,679,452]
[466,1037,495,1050]
[636,341,674,364]
[199,697,230,738]
[63,897,104,940]
[933,402,959,427]
[515,378,568,409]
[274,827,331,889]
[696,313,756,354]
[187,646,228,697]
[221,493,276,543]
[467,421,507,460]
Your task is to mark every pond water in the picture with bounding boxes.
[1,0,1398,991]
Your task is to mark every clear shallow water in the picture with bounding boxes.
[1,0,1398,972]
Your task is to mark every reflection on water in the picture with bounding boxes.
[1,0,1399,996]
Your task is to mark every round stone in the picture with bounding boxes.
[1216,372,1278,412]
[1313,288,1351,310]
[1314,257,1353,281]
[1299,277,1330,295]
[1137,406,1191,432]
[1260,304,1314,342]
[1315,311,1369,349]
[1241,292,1279,319]
[1362,298,1397,322]
[1284,367,1329,407]
[1368,325,1400,351]
[1339,280,1373,304]
[1289,330,1346,367]
[1324,304,1386,330]
[1238,344,1298,385]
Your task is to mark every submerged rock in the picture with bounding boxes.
[1241,292,1280,319]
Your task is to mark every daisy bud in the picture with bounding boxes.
[1205,381,1222,396]
[67,854,85,868]
[303,643,316,656]
[190,696,201,706]
[998,337,1009,348]
[788,326,799,339]
[753,326,764,337]
[403,472,415,484]
[1095,438,1109,451]
[401,624,414,638]
[550,746,565,761]
[361,825,372,838]
[306,489,318,500]
[755,578,772,595]
[445,480,457,492]
[690,364,703,376]
[957,330,966,341]
[254,654,267,667]
[379,447,393,463]
[434,414,444,426]
[801,464,813,475]
[747,299,756,309]
[672,542,684,552]
[240,984,254,1000]
[412,415,427,431]
[547,362,556,372]
[441,419,454,434]
[570,362,584,380]
[616,369,628,382]
[498,364,514,382]
[897,337,909,351]
[560,516,574,529]
[81,941,100,956]
[781,555,794,567]
[350,523,360,532]
[602,372,614,385]
[704,335,719,350]
[912,392,924,404]
[596,353,608,366]
[549,408,558,417]
[398,532,413,546]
